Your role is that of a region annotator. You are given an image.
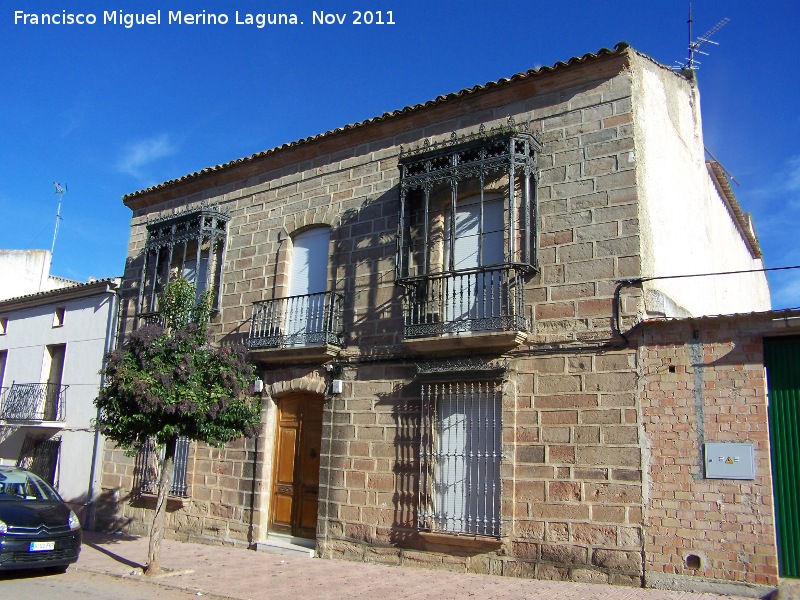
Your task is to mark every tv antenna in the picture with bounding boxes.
[51,182,66,255]
[674,4,729,71]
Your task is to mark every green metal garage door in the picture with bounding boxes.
[766,336,800,578]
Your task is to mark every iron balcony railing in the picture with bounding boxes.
[137,311,165,328]
[0,382,67,422]
[248,291,345,350]
[402,266,528,339]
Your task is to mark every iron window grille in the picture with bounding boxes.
[18,435,61,485]
[419,376,503,538]
[135,437,191,498]
[397,121,541,281]
[138,204,229,316]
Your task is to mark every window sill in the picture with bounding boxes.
[132,493,187,510]
[419,531,503,553]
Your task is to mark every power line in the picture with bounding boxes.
[620,264,800,284]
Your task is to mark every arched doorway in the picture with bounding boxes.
[270,393,323,539]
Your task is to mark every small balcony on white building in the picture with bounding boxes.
[0,382,67,426]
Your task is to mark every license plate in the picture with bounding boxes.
[29,541,55,552]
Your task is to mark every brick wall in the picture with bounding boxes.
[638,317,778,587]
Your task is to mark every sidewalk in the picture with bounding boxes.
[75,531,761,600]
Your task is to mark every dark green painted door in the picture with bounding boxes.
[766,336,800,578]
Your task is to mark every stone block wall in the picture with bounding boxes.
[98,435,259,547]
[98,48,777,592]
[638,317,779,587]
[104,51,648,572]
[317,347,645,585]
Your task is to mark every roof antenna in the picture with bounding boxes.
[37,182,67,292]
[674,3,729,71]
[51,182,67,255]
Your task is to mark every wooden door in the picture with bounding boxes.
[270,394,323,539]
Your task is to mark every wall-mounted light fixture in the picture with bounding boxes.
[253,377,264,394]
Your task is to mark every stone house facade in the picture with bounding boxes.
[98,43,784,592]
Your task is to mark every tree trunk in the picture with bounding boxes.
[145,436,177,576]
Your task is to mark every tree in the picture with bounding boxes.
[95,278,261,575]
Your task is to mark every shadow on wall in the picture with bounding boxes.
[93,487,134,533]
[332,188,405,351]
[373,373,424,551]
[0,425,24,457]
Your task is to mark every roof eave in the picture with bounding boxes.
[0,278,121,312]
[122,42,635,210]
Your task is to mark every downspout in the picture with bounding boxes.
[85,281,120,529]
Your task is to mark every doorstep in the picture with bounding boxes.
[254,534,315,558]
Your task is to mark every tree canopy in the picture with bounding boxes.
[95,278,260,449]
[95,278,261,575]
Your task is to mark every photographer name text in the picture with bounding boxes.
[13,9,396,28]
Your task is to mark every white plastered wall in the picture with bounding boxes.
[631,54,770,317]
[0,292,115,505]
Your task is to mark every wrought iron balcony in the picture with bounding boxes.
[137,311,165,328]
[248,291,345,351]
[0,382,67,422]
[402,266,528,341]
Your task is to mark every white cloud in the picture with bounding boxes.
[116,134,176,178]
[786,155,800,193]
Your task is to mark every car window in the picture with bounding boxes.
[0,472,60,501]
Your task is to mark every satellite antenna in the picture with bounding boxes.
[51,182,66,255]
[674,3,729,71]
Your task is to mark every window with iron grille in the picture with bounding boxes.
[419,378,502,537]
[138,205,229,316]
[18,435,61,485]
[135,437,191,498]
[396,123,539,338]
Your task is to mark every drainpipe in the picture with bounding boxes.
[85,281,120,530]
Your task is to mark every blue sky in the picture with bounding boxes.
[1,1,798,309]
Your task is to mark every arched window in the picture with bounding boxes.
[284,227,331,345]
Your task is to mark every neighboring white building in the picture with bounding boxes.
[0,249,79,301]
[0,276,120,527]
